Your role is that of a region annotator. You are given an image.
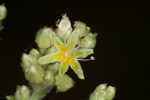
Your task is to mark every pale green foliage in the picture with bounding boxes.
[90,84,116,100]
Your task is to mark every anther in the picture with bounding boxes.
[90,56,95,60]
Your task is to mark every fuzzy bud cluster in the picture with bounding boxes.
[6,14,99,100]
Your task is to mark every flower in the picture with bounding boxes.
[38,28,93,79]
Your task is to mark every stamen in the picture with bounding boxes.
[76,56,95,61]
[76,58,91,61]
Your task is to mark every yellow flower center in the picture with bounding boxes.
[55,44,75,65]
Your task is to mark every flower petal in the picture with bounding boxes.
[59,62,69,75]
[38,53,59,65]
[75,48,94,58]
[71,60,84,79]
[67,28,80,49]
[51,32,63,49]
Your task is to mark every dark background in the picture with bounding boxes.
[0,0,149,100]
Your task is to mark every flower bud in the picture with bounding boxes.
[74,21,90,37]
[56,14,72,41]
[55,74,74,92]
[15,85,30,100]
[89,84,116,100]
[35,27,54,49]
[105,86,116,100]
[25,64,45,84]
[79,33,97,49]
[21,53,37,69]
[44,67,55,86]
[29,48,40,59]
[22,53,45,84]
[47,63,59,74]
[6,96,15,100]
[0,4,7,20]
